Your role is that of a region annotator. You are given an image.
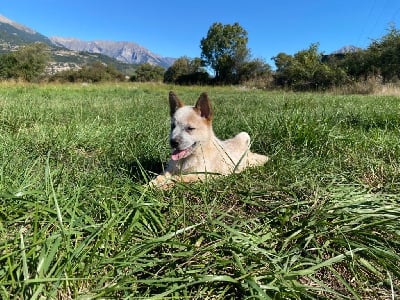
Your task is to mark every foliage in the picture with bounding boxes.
[237,58,273,85]
[2,23,400,90]
[130,63,165,82]
[271,24,400,90]
[367,24,400,82]
[326,25,400,84]
[329,51,372,81]
[164,56,210,84]
[0,51,18,78]
[49,61,125,83]
[273,43,348,90]
[0,43,50,81]
[0,83,399,299]
[200,22,250,83]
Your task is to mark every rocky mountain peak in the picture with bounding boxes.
[50,37,175,68]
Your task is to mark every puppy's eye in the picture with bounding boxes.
[171,123,176,130]
[185,126,195,132]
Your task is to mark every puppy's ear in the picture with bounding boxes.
[195,92,213,121]
[169,91,184,116]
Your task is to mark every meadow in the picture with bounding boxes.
[0,83,399,299]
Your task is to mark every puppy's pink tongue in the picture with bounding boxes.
[171,148,189,161]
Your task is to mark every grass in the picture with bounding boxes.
[0,82,399,299]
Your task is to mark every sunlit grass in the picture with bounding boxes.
[0,83,399,299]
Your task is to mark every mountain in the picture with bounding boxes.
[0,15,36,34]
[0,15,53,50]
[332,45,362,54]
[0,14,175,74]
[50,37,175,68]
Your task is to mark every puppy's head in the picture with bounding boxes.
[168,91,213,161]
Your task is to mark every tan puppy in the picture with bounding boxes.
[150,91,268,188]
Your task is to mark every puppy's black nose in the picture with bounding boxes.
[170,139,179,149]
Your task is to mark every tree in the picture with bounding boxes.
[164,56,209,84]
[131,63,165,82]
[0,52,18,79]
[49,61,125,83]
[273,44,347,90]
[367,24,400,82]
[272,52,294,87]
[19,43,50,81]
[164,56,192,83]
[332,50,370,81]
[0,43,50,81]
[200,22,249,83]
[237,58,272,84]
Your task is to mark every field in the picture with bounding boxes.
[0,83,399,299]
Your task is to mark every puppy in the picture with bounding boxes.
[150,91,268,188]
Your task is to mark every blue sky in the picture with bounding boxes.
[2,1,400,66]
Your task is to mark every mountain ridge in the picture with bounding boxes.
[0,14,175,70]
[0,14,53,50]
[0,14,37,34]
[50,37,175,68]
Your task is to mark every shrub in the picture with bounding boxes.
[49,62,125,83]
[164,57,210,85]
[0,43,50,82]
[130,63,165,82]
[273,44,349,90]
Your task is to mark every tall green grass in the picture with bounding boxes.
[0,83,399,299]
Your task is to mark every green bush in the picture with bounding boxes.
[0,43,50,82]
[164,56,210,85]
[49,61,125,83]
[273,44,349,90]
[130,63,165,82]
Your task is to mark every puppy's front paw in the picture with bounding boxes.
[149,174,175,189]
[248,153,269,167]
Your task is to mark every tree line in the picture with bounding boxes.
[273,24,400,90]
[1,22,400,91]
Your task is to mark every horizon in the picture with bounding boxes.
[1,1,400,65]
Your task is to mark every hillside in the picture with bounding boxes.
[50,37,175,68]
[0,14,174,74]
[0,15,52,50]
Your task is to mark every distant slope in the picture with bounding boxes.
[0,15,53,50]
[0,15,36,34]
[0,14,175,75]
[0,14,136,74]
[50,37,175,68]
